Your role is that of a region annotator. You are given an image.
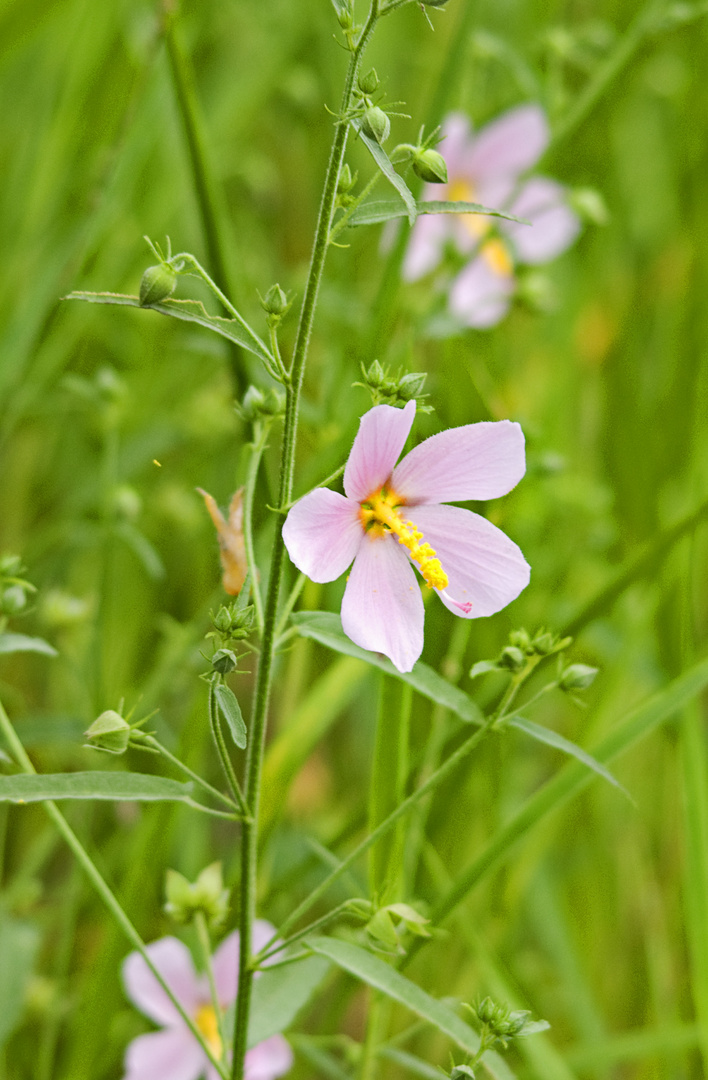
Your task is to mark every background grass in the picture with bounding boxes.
[1,0,708,1077]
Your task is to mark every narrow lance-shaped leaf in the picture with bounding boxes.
[0,772,195,803]
[348,198,530,228]
[306,936,515,1080]
[246,955,330,1048]
[291,612,482,725]
[352,123,417,224]
[214,683,247,750]
[64,293,276,369]
[507,716,628,797]
[0,633,57,657]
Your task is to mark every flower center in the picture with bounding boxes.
[448,179,513,279]
[195,1003,222,1058]
[359,486,449,590]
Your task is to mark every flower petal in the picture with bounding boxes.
[341,534,424,673]
[467,104,549,181]
[283,489,363,583]
[122,937,200,1026]
[211,922,279,1005]
[438,112,475,175]
[409,504,530,617]
[392,419,525,505]
[246,1035,294,1080]
[343,401,416,502]
[504,177,581,263]
[122,1027,205,1080]
[448,255,515,329]
[403,212,451,281]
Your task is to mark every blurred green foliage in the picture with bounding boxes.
[1,0,708,1077]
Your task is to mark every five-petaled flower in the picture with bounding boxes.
[121,925,292,1080]
[283,401,530,673]
[404,105,581,328]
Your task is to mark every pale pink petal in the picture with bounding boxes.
[122,938,200,1026]
[252,919,279,958]
[403,212,451,280]
[439,112,475,175]
[448,256,515,329]
[408,504,530,617]
[122,1027,205,1080]
[246,1035,294,1080]
[393,419,525,505]
[211,930,240,1006]
[467,104,549,181]
[283,489,363,583]
[503,177,581,263]
[341,535,424,673]
[343,401,416,502]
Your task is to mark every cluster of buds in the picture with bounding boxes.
[365,902,431,955]
[206,585,257,677]
[354,360,431,411]
[84,708,152,756]
[466,997,549,1052]
[0,555,35,620]
[164,862,230,929]
[237,384,286,424]
[335,163,359,210]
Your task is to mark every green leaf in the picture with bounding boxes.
[507,716,627,796]
[0,915,40,1048]
[64,292,276,369]
[432,654,708,927]
[0,771,195,803]
[214,683,247,750]
[306,937,514,1079]
[353,126,417,224]
[291,612,482,725]
[0,633,57,657]
[348,198,528,228]
[247,955,330,1048]
[469,660,502,680]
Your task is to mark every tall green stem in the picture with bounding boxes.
[230,7,381,1076]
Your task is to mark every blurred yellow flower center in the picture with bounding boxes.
[448,179,513,279]
[195,1004,222,1058]
[360,487,448,590]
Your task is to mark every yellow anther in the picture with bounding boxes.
[482,237,513,278]
[360,488,449,590]
[195,1004,222,1058]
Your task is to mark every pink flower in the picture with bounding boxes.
[404,105,581,328]
[283,401,529,673]
[121,925,293,1080]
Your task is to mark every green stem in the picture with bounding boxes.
[230,8,382,1077]
[162,0,247,394]
[255,901,358,965]
[242,421,272,634]
[0,697,229,1080]
[275,713,496,943]
[274,572,307,641]
[208,684,250,817]
[142,734,240,811]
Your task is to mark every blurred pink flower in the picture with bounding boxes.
[404,105,581,328]
[283,400,529,673]
[121,925,292,1080]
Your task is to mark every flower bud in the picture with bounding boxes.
[559,664,598,691]
[139,263,177,307]
[212,606,233,633]
[412,148,448,184]
[338,164,355,193]
[261,283,288,316]
[358,68,379,95]
[212,648,237,674]
[164,862,230,928]
[240,385,266,421]
[337,5,353,28]
[508,628,531,652]
[398,372,428,400]
[1,585,28,615]
[475,997,496,1023]
[499,645,526,672]
[361,106,390,145]
[532,631,555,654]
[262,388,286,416]
[84,709,131,755]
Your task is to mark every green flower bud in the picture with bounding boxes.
[262,388,286,416]
[1,585,28,615]
[261,283,288,316]
[84,710,131,755]
[361,106,390,145]
[164,862,230,928]
[499,645,526,671]
[532,631,555,655]
[337,5,353,29]
[475,997,496,1023]
[559,663,598,691]
[139,263,177,307]
[241,385,267,421]
[398,372,428,400]
[412,148,448,184]
[451,1067,476,1080]
[212,606,233,634]
[509,628,531,652]
[212,648,237,674]
[358,68,379,95]
[338,164,355,193]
